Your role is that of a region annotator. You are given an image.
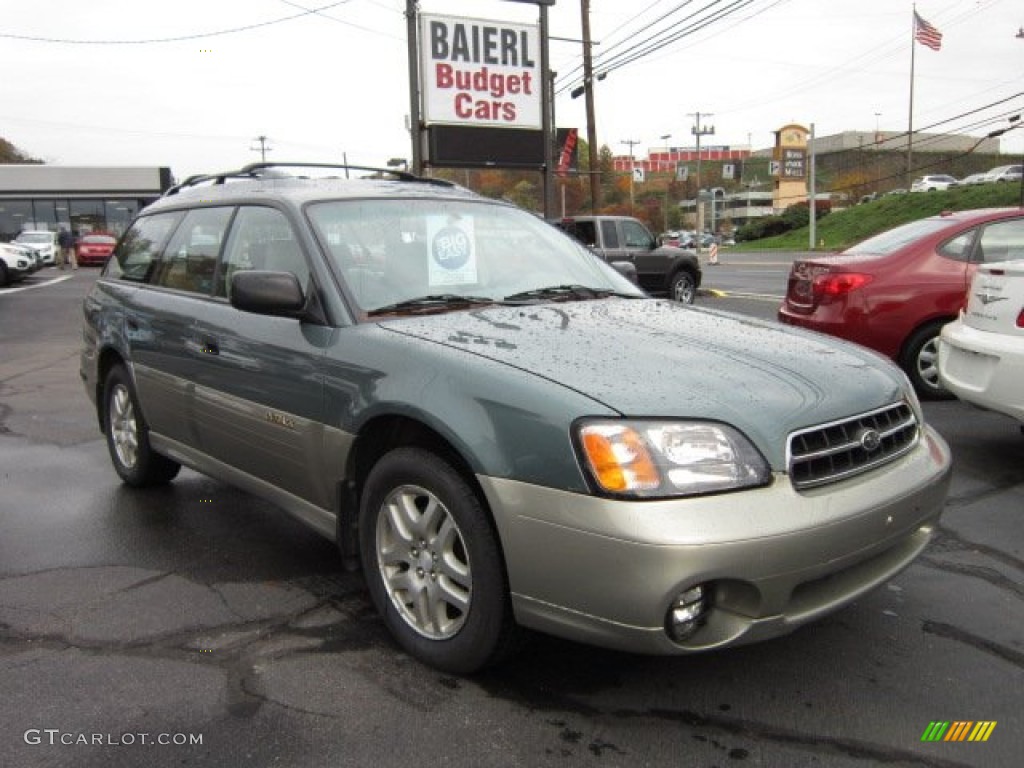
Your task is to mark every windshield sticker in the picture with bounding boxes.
[427,215,478,286]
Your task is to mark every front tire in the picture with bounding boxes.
[669,270,697,304]
[900,322,954,400]
[359,446,517,674]
[103,365,181,486]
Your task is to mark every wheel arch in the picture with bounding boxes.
[337,413,504,570]
[94,347,129,432]
[897,314,956,365]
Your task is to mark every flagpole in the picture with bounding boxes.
[907,4,916,186]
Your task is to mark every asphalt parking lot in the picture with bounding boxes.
[1,268,1022,768]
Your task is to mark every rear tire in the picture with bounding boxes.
[103,365,181,486]
[359,446,518,674]
[900,322,954,400]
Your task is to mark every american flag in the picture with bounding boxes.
[914,11,942,51]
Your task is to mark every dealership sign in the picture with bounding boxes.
[420,14,541,129]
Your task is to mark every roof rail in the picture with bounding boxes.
[162,161,453,197]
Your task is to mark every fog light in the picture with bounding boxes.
[667,584,709,642]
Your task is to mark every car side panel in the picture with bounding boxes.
[188,300,333,508]
[119,287,203,447]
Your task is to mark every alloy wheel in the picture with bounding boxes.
[375,484,472,640]
[109,383,139,470]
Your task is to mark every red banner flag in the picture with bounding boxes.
[914,11,942,51]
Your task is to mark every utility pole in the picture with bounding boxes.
[620,138,640,214]
[250,135,272,163]
[660,133,672,232]
[405,0,422,175]
[688,112,714,248]
[580,0,601,211]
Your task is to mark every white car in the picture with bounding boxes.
[14,230,59,265]
[0,242,35,286]
[910,174,958,192]
[939,259,1024,425]
[958,172,990,186]
[983,164,1022,183]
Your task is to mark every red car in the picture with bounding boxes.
[779,208,1024,398]
[75,233,118,266]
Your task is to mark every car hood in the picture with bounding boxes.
[377,299,909,459]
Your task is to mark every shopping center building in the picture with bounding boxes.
[0,165,172,241]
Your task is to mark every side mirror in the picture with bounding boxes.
[230,270,305,316]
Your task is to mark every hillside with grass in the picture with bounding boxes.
[741,182,1023,251]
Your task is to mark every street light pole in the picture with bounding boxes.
[660,133,672,232]
[621,138,640,214]
[688,112,714,250]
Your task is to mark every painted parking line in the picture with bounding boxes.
[0,274,74,295]
[703,289,784,302]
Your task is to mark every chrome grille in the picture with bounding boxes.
[788,403,919,490]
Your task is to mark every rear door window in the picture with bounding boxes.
[151,207,234,294]
[600,220,620,248]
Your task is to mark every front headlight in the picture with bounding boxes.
[575,420,771,498]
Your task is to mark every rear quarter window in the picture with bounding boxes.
[105,212,183,282]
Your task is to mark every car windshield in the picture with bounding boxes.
[845,218,952,256]
[83,235,116,244]
[307,198,643,315]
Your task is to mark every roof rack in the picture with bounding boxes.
[162,162,453,197]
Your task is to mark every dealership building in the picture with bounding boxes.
[0,165,171,242]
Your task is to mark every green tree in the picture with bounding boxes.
[0,137,42,164]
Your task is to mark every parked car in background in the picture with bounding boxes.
[81,161,951,674]
[14,230,58,265]
[984,164,1023,183]
[778,208,1024,398]
[959,172,990,186]
[553,215,701,303]
[910,174,958,192]
[0,241,35,285]
[75,233,118,266]
[939,259,1024,426]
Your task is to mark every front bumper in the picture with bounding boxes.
[480,425,951,655]
[939,321,1024,423]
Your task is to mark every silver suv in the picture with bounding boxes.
[81,163,952,673]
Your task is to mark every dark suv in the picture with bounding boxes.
[81,163,950,674]
[553,215,702,303]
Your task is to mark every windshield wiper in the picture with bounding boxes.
[367,294,496,316]
[503,284,637,303]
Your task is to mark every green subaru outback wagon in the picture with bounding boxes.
[82,163,952,673]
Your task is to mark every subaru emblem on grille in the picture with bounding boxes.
[858,428,882,452]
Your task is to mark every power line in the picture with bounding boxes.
[0,0,355,44]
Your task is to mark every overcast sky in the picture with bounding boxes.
[2,0,1021,181]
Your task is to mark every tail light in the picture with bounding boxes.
[786,263,872,310]
[813,272,873,299]
[1017,308,1024,329]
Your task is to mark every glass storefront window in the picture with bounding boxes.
[54,201,71,232]
[104,199,139,237]
[0,200,34,241]
[31,200,58,232]
[70,199,105,236]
